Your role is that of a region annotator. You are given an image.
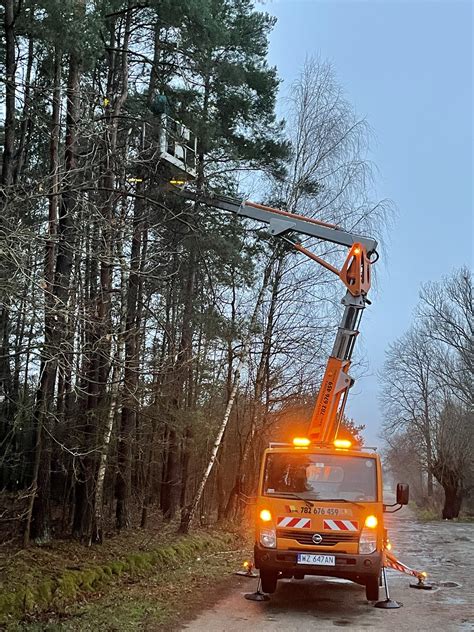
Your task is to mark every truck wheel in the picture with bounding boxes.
[260,569,278,594]
[365,576,380,601]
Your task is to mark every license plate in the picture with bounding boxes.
[297,554,335,566]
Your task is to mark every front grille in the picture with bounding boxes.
[277,529,358,547]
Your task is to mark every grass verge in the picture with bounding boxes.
[0,531,246,630]
[413,504,474,522]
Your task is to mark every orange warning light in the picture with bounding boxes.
[259,509,272,522]
[354,247,361,255]
[365,515,378,529]
[334,439,352,449]
[293,437,310,447]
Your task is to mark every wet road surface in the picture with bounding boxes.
[184,507,473,631]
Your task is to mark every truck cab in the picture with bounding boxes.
[254,440,385,601]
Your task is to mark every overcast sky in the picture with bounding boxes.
[261,0,473,444]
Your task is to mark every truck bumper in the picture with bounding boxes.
[254,545,382,585]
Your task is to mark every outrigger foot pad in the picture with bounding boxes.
[374,598,403,609]
[245,591,270,601]
[244,578,270,601]
[236,570,259,578]
[236,561,259,578]
[410,580,433,590]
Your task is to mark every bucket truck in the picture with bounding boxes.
[173,189,412,601]
[157,117,422,601]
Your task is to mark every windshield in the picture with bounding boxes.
[263,452,377,502]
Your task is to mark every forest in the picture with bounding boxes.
[3,0,469,558]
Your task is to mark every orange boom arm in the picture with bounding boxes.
[308,244,373,444]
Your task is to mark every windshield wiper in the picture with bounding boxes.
[267,491,314,508]
[322,498,365,507]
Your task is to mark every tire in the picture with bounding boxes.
[260,568,278,594]
[365,576,380,601]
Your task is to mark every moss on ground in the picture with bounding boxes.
[0,532,238,628]
[14,545,245,631]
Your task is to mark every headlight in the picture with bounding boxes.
[359,528,377,554]
[260,528,276,548]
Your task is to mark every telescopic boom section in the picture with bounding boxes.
[177,190,378,255]
[175,189,377,446]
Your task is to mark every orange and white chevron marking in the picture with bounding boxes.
[323,519,358,531]
[277,517,311,528]
[385,551,425,580]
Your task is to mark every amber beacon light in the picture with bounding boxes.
[334,438,352,449]
[293,437,311,447]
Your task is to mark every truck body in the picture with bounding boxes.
[254,443,385,600]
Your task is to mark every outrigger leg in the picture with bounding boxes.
[385,551,433,590]
[244,577,270,602]
[374,567,402,609]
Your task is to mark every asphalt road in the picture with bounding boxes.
[184,507,474,631]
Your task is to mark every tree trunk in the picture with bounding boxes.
[140,413,160,528]
[115,192,145,528]
[0,305,12,428]
[2,0,16,187]
[0,0,16,434]
[26,48,62,544]
[175,246,197,515]
[93,353,121,542]
[26,366,53,544]
[14,35,34,182]
[423,397,434,498]
[161,427,181,520]
[433,459,464,519]
[442,485,463,519]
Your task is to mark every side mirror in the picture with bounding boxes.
[396,483,409,505]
